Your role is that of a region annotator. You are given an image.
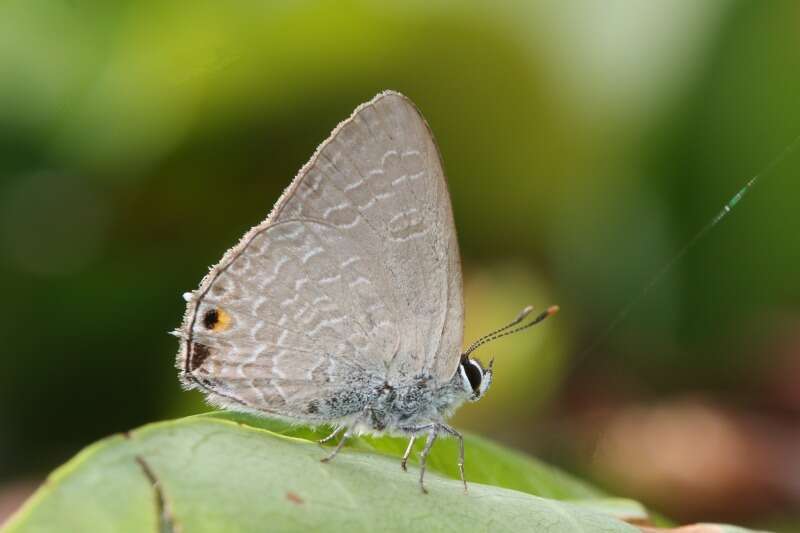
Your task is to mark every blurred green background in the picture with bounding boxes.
[2,0,800,530]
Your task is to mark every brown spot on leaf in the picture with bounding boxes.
[286,491,304,505]
[135,456,180,532]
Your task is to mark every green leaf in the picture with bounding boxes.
[2,413,766,533]
[205,411,603,500]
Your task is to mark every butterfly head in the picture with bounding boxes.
[459,356,493,401]
[458,305,559,402]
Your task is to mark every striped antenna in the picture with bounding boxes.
[462,305,559,359]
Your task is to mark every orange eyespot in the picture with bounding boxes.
[203,307,231,332]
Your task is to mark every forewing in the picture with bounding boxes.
[272,91,464,382]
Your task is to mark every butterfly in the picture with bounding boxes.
[174,90,557,492]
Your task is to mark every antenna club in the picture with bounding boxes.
[514,305,534,322]
[463,303,557,358]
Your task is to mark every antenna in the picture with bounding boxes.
[578,131,800,360]
[462,305,559,359]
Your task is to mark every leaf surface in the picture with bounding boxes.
[3,413,768,533]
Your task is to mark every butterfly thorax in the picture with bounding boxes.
[343,370,473,436]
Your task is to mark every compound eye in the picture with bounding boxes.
[461,359,483,394]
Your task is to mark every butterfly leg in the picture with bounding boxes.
[400,436,416,472]
[320,430,349,463]
[418,425,439,494]
[440,425,467,493]
[318,425,344,445]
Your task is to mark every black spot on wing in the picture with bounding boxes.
[203,309,219,329]
[189,343,211,371]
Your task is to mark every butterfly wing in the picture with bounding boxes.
[177,219,398,419]
[176,91,463,420]
[272,91,463,383]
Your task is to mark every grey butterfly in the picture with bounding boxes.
[174,90,557,493]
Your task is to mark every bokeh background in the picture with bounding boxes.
[2,0,800,529]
